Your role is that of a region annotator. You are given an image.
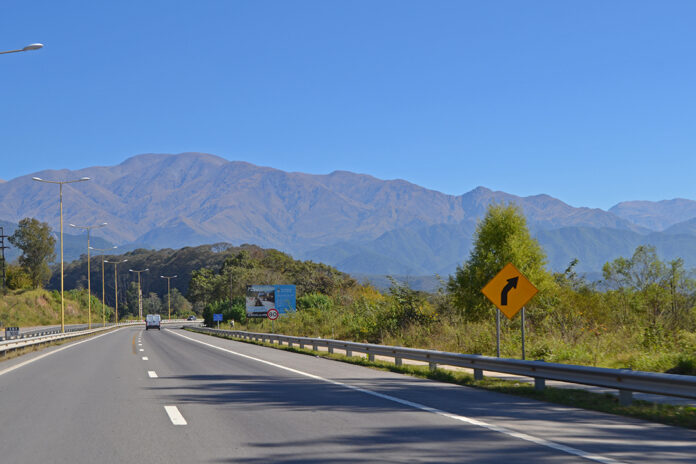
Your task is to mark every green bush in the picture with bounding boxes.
[204,299,247,326]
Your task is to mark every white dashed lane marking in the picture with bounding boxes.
[142,356,149,360]
[148,371,158,378]
[164,406,187,425]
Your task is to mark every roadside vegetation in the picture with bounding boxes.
[0,288,113,327]
[215,205,696,376]
[3,207,696,377]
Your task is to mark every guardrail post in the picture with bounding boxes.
[328,345,334,354]
[473,368,483,380]
[368,353,375,362]
[619,389,633,406]
[429,362,437,372]
[288,340,293,348]
[534,377,545,391]
[299,341,305,349]
[345,348,352,357]
[395,357,402,367]
[312,341,317,351]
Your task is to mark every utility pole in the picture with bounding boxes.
[129,268,149,319]
[90,246,117,327]
[70,223,107,329]
[0,226,8,294]
[160,275,177,321]
[105,259,127,323]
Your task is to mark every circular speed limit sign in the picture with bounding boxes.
[267,308,279,320]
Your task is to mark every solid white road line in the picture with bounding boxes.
[167,329,624,464]
[142,356,149,360]
[164,405,187,425]
[0,329,124,378]
[148,371,158,378]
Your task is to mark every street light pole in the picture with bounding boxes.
[129,268,149,319]
[105,259,127,324]
[160,275,177,321]
[70,222,107,329]
[0,43,43,55]
[32,176,90,333]
[90,246,117,327]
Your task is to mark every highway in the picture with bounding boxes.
[0,327,694,463]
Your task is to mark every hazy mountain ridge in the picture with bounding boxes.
[1,152,696,278]
[0,152,640,249]
[609,199,696,231]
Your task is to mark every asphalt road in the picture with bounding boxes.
[0,327,694,463]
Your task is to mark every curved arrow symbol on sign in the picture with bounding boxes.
[500,277,518,306]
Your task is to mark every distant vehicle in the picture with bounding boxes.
[146,314,161,330]
[187,315,197,321]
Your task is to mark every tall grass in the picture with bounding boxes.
[230,285,696,375]
[0,288,114,327]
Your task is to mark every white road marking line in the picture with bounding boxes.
[167,329,623,464]
[142,356,149,360]
[139,349,144,352]
[164,405,187,425]
[148,371,158,378]
[0,329,124,378]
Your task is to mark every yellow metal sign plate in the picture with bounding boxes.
[481,263,538,320]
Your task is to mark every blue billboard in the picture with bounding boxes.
[245,285,296,318]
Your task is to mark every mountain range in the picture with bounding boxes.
[2,152,696,281]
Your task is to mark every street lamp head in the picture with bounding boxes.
[32,177,43,181]
[23,43,43,51]
[79,177,90,181]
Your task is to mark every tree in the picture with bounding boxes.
[143,292,162,314]
[168,288,193,316]
[5,263,32,290]
[8,218,56,288]
[602,246,696,331]
[448,204,552,320]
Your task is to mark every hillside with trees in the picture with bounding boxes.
[54,243,356,319]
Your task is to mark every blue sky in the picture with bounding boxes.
[2,1,695,210]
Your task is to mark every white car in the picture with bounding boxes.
[146,314,161,330]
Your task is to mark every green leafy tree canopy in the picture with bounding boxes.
[9,218,56,288]
[448,203,552,320]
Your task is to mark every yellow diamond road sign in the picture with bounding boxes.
[481,263,538,320]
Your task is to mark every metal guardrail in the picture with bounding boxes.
[0,321,143,356]
[190,327,696,405]
[0,319,201,342]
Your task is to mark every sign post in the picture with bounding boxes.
[213,313,223,329]
[481,263,538,358]
[267,308,279,333]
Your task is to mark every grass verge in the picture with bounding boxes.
[186,327,696,429]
